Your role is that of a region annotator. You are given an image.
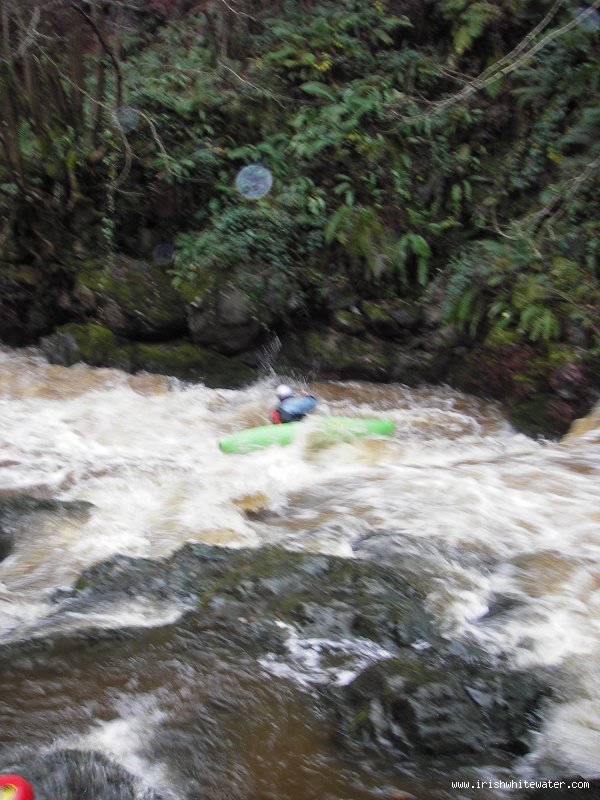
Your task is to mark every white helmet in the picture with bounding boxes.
[275,384,294,400]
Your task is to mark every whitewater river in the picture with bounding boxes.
[0,345,599,799]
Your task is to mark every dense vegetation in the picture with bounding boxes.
[1,0,599,430]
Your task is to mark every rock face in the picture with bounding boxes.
[75,256,187,339]
[187,286,262,355]
[3,247,597,435]
[0,265,71,345]
[447,341,600,437]
[278,325,451,385]
[361,300,423,339]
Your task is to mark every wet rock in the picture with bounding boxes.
[447,342,600,438]
[40,323,132,371]
[40,323,257,388]
[76,256,187,339]
[0,496,93,562]
[69,543,232,602]
[331,308,367,336]
[388,348,441,384]
[12,750,167,800]
[361,300,423,339]
[480,592,524,621]
[280,326,392,381]
[187,286,262,355]
[4,545,552,783]
[0,528,12,561]
[333,652,548,764]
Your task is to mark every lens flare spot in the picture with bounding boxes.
[152,243,175,266]
[235,164,273,199]
[112,105,140,133]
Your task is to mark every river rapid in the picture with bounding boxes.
[1,345,599,799]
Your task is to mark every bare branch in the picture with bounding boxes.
[218,61,287,107]
[391,0,600,121]
[14,6,40,57]
[68,0,123,107]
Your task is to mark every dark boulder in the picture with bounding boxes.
[0,265,71,346]
[48,544,551,775]
[0,544,553,790]
[11,750,167,800]
[332,652,548,764]
[279,326,393,381]
[447,341,600,438]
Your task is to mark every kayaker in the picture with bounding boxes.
[269,384,317,424]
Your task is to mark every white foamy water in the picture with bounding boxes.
[1,345,600,777]
[259,620,393,687]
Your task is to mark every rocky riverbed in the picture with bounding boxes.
[2,535,555,799]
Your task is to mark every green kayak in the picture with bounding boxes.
[218,416,395,454]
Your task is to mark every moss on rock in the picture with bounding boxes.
[361,300,423,339]
[77,256,186,338]
[447,341,596,437]
[331,308,367,336]
[130,340,257,387]
[280,327,392,380]
[40,323,257,388]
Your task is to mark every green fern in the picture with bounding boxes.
[517,305,561,341]
[439,0,503,56]
[388,233,432,286]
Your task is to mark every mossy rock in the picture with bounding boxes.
[446,341,597,437]
[361,300,423,340]
[40,323,257,388]
[331,308,367,336]
[187,285,262,355]
[77,256,186,338]
[130,340,257,387]
[338,654,547,761]
[40,323,130,369]
[280,327,392,381]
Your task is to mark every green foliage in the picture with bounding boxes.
[436,0,503,56]
[391,233,432,287]
[173,203,324,320]
[262,3,411,80]
[325,203,387,279]
[5,0,600,367]
[444,237,600,345]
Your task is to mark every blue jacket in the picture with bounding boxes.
[273,394,317,423]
